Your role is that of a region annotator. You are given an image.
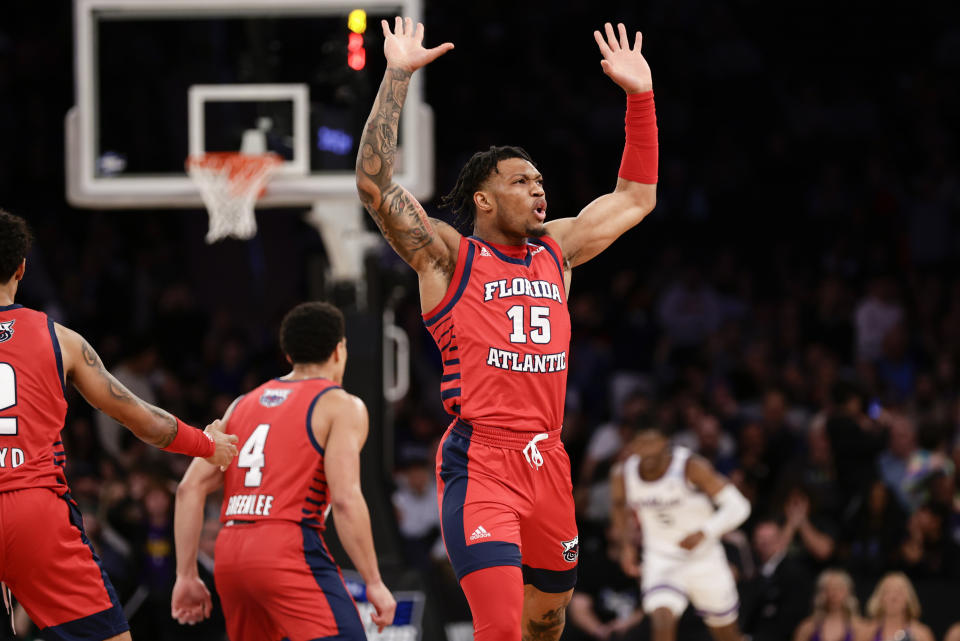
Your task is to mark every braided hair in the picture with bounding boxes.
[440,145,535,227]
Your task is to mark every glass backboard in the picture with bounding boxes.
[67,0,433,208]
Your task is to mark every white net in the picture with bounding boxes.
[186,152,282,243]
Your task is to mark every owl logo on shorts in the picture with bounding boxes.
[561,536,579,563]
[0,320,14,343]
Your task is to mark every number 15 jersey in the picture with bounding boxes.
[220,378,339,530]
[422,235,571,433]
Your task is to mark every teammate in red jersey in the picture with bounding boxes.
[0,209,238,641]
[356,18,658,641]
[171,301,396,641]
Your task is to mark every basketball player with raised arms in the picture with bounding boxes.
[0,208,238,641]
[356,17,658,641]
[612,422,751,641]
[170,301,396,641]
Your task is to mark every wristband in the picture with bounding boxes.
[702,484,751,540]
[618,91,659,184]
[162,418,216,458]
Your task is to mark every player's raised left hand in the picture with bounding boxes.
[382,17,454,73]
[594,22,653,94]
[678,530,706,551]
[171,574,212,625]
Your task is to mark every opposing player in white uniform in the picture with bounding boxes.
[611,423,751,641]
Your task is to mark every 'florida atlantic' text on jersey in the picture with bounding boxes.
[422,236,571,432]
[0,305,68,494]
[220,378,339,529]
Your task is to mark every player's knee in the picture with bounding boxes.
[651,607,676,629]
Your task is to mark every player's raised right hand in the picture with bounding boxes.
[382,17,454,73]
[366,579,397,633]
[203,419,239,470]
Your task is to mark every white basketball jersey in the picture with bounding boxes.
[623,446,719,559]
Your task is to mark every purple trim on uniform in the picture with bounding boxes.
[301,525,366,638]
[695,601,740,619]
[642,583,687,598]
[425,242,476,326]
[46,318,66,395]
[470,236,533,267]
[440,388,461,400]
[439,423,522,579]
[42,494,129,640]
[444,359,460,366]
[305,386,342,455]
[521,564,578,593]
[527,238,563,280]
[441,373,461,382]
[811,624,853,641]
[0,304,22,311]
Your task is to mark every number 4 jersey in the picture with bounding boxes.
[0,305,68,494]
[220,378,339,530]
[422,236,571,432]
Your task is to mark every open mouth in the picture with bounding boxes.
[533,201,547,221]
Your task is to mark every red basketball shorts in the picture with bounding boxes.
[436,419,579,592]
[0,488,128,640]
[214,520,365,641]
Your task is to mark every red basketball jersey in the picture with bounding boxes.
[0,305,68,494]
[422,236,571,432]
[220,378,339,530]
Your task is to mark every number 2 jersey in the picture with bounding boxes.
[220,378,340,530]
[0,304,68,495]
[422,235,571,433]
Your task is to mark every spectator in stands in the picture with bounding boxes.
[781,486,838,566]
[776,422,842,522]
[898,502,960,579]
[392,456,441,571]
[826,383,885,509]
[575,391,649,530]
[858,572,934,641]
[845,479,907,580]
[877,412,921,511]
[673,403,737,475]
[563,526,644,641]
[793,569,868,641]
[854,276,904,364]
[740,518,813,641]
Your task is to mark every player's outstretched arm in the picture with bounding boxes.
[356,18,460,308]
[56,324,238,467]
[321,390,397,632]
[545,23,657,269]
[678,456,751,550]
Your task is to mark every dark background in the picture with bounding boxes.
[2,0,960,640]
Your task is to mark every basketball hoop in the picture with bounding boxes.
[186,152,282,243]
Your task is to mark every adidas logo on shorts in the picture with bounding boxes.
[469,525,492,541]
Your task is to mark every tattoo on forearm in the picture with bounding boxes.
[80,340,176,447]
[357,68,445,265]
[523,607,566,641]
